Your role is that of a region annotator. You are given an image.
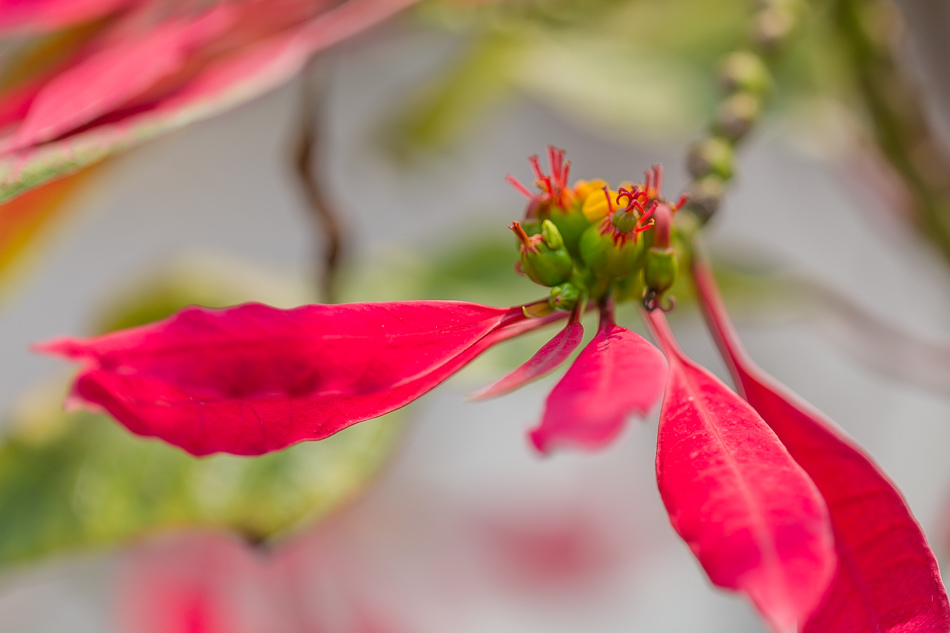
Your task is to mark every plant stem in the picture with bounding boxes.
[293,60,344,303]
[833,0,950,264]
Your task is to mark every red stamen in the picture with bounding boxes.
[673,193,689,211]
[509,221,532,248]
[634,220,655,234]
[616,186,639,206]
[636,201,658,230]
[561,160,571,188]
[653,164,663,197]
[602,186,615,215]
[506,175,533,199]
[529,155,545,181]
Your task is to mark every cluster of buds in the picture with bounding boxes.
[684,0,804,224]
[508,148,688,313]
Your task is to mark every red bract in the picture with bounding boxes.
[469,313,584,400]
[0,0,134,33]
[645,309,835,632]
[37,295,673,457]
[0,0,418,201]
[530,304,667,454]
[691,255,950,633]
[36,301,558,456]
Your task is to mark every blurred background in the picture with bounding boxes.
[2,0,950,631]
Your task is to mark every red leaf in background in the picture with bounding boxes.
[0,0,419,202]
[116,530,409,633]
[116,532,273,633]
[529,305,666,454]
[7,6,236,152]
[692,255,950,632]
[0,0,135,34]
[645,309,835,633]
[36,301,566,456]
[469,316,583,401]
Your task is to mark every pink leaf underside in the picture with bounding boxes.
[0,0,418,201]
[529,321,667,454]
[469,320,584,401]
[645,309,835,633]
[0,0,134,34]
[692,260,950,633]
[36,302,565,456]
[7,5,236,151]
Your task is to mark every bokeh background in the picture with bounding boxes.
[2,1,950,631]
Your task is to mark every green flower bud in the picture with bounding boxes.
[644,246,678,296]
[579,222,641,280]
[719,52,772,96]
[753,4,796,52]
[511,220,573,287]
[541,218,565,250]
[712,92,761,142]
[545,204,591,258]
[687,137,735,181]
[685,175,725,224]
[549,282,580,312]
[612,207,639,234]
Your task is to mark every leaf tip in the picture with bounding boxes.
[31,336,87,360]
[528,427,553,456]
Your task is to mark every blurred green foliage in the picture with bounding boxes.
[388,0,852,155]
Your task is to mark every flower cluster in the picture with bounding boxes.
[507,147,688,314]
[36,148,950,632]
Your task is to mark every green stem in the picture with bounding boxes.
[833,0,950,264]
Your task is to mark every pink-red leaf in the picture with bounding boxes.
[529,312,666,454]
[36,301,540,456]
[0,0,134,34]
[8,7,235,152]
[0,0,418,202]
[645,309,835,633]
[469,319,584,401]
[692,256,950,633]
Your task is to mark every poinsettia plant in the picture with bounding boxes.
[37,146,950,632]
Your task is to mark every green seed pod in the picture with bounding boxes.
[687,137,735,180]
[685,175,725,224]
[644,246,678,296]
[719,51,772,96]
[579,222,641,280]
[512,220,573,287]
[712,92,761,142]
[540,218,565,250]
[549,282,580,312]
[545,205,591,258]
[612,207,639,234]
[753,4,796,52]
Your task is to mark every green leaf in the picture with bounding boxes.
[0,400,400,567]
